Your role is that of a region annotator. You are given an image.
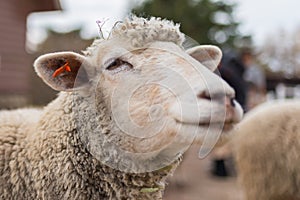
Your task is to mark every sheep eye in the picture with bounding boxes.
[105,59,133,73]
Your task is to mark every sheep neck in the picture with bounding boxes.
[34,92,181,199]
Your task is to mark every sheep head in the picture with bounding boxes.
[34,16,243,173]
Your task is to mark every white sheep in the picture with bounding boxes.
[232,100,300,200]
[0,16,242,199]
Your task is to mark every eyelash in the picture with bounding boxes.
[105,59,133,73]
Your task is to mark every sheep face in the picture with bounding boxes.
[34,20,242,173]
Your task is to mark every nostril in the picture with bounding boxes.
[230,98,235,107]
[225,97,236,108]
[198,91,211,100]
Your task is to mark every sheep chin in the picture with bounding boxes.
[174,121,236,158]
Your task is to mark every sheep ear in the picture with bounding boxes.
[34,52,90,91]
[186,45,222,71]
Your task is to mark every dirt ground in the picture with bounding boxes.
[164,144,245,200]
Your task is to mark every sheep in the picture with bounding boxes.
[0,16,243,199]
[232,100,300,200]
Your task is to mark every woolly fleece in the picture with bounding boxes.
[232,100,300,200]
[0,93,180,199]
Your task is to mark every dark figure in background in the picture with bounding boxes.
[219,51,248,111]
[243,50,266,110]
[211,50,248,177]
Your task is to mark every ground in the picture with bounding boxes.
[164,144,244,200]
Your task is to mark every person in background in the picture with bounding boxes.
[219,50,248,111]
[211,50,248,177]
[242,50,266,110]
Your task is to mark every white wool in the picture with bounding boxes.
[232,100,300,200]
[84,16,185,57]
[111,16,185,47]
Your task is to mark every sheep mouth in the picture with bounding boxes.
[199,119,236,131]
[176,120,236,133]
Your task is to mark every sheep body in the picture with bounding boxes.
[0,93,180,199]
[232,100,300,200]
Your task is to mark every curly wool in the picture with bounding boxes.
[111,15,185,47]
[0,92,181,199]
[232,100,300,200]
[84,16,185,57]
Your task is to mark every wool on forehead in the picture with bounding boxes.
[84,16,185,56]
[111,15,185,47]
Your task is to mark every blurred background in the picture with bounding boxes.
[1,0,300,199]
[1,0,300,109]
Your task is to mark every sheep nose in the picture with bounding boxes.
[226,96,236,108]
[197,90,235,106]
[197,90,238,121]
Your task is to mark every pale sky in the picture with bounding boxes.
[233,0,300,45]
[26,0,300,50]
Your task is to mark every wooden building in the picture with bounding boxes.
[0,0,60,108]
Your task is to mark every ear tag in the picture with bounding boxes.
[52,62,72,78]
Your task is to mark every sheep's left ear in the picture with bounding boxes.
[34,52,91,91]
[186,45,222,71]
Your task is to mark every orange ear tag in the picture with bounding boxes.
[52,62,71,78]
